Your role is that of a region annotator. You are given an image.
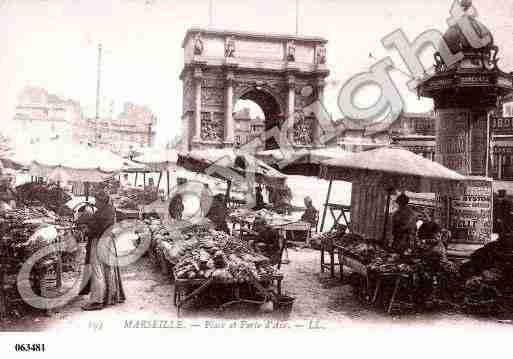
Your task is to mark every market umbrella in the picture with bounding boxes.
[319,147,464,193]
[178,148,286,204]
[132,147,180,196]
[26,141,126,183]
[319,147,466,241]
[257,147,353,176]
[178,148,286,185]
[132,147,178,171]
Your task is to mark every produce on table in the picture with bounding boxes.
[228,208,295,227]
[0,205,76,317]
[0,206,73,264]
[150,220,280,283]
[91,178,120,195]
[173,229,278,283]
[310,226,349,249]
[368,253,417,274]
[15,183,72,216]
[112,196,139,211]
[115,187,159,207]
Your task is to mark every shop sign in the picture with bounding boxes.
[425,78,452,90]
[449,179,493,244]
[459,75,490,86]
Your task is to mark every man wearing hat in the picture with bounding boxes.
[76,188,125,310]
[391,193,417,253]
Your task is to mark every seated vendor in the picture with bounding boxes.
[416,221,459,305]
[206,194,230,234]
[301,196,318,228]
[246,216,281,263]
[285,196,318,243]
[417,221,457,274]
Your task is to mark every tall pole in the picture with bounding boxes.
[95,43,102,144]
[295,0,299,35]
[209,0,213,28]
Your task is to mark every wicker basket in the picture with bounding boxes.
[274,294,295,314]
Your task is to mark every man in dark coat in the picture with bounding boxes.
[76,189,125,310]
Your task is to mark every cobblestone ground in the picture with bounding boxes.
[1,247,503,332]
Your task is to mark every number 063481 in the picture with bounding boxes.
[14,344,46,352]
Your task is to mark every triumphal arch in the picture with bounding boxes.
[180,28,330,151]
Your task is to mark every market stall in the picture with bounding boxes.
[178,149,287,205]
[178,149,297,258]
[0,140,130,318]
[132,147,179,199]
[316,147,466,313]
[257,147,354,232]
[0,190,77,318]
[148,219,287,315]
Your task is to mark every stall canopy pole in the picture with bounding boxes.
[143,172,147,188]
[382,189,392,245]
[320,179,333,232]
[225,180,232,206]
[156,171,163,193]
[166,170,170,199]
[85,182,90,202]
[134,172,138,186]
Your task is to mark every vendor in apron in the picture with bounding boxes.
[391,193,417,253]
[76,189,125,310]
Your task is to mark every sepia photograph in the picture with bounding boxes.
[0,0,513,356]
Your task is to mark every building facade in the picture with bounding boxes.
[73,102,157,155]
[12,86,82,143]
[234,108,265,149]
[12,87,157,155]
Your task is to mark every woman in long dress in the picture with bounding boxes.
[77,189,125,311]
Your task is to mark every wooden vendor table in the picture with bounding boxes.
[173,273,283,316]
[337,246,416,314]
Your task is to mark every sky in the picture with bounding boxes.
[1,0,513,145]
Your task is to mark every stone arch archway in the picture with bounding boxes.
[236,86,285,150]
[180,28,330,151]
